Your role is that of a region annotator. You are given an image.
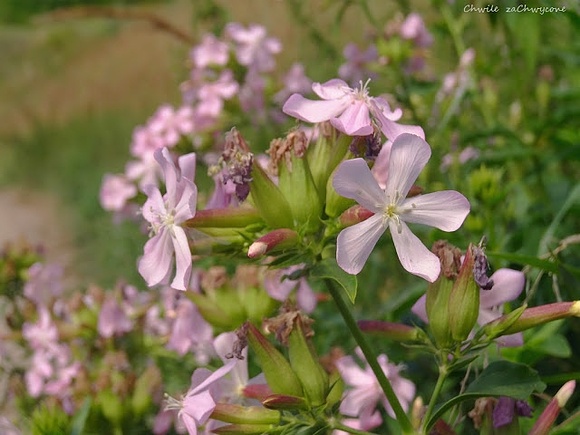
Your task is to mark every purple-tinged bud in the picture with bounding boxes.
[449,243,480,342]
[473,245,493,290]
[185,207,263,228]
[247,229,299,259]
[242,384,273,402]
[245,322,304,398]
[529,381,576,435]
[212,423,276,434]
[211,403,280,425]
[486,301,580,336]
[262,394,308,410]
[338,205,374,227]
[358,320,423,342]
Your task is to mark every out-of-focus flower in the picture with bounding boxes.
[166,298,214,364]
[412,268,525,346]
[333,134,470,281]
[196,70,240,118]
[334,410,383,435]
[264,266,317,313]
[138,148,197,290]
[336,348,415,420]
[98,297,133,338]
[165,360,236,435]
[23,262,64,307]
[225,23,281,72]
[190,34,229,68]
[239,70,266,121]
[99,174,138,212]
[274,63,312,105]
[440,146,480,171]
[283,78,424,140]
[399,13,433,48]
[148,104,196,148]
[493,397,533,428]
[338,43,378,86]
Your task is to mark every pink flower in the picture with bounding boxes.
[412,268,525,346]
[99,173,138,212]
[333,134,470,281]
[148,104,196,147]
[196,70,240,118]
[338,43,378,85]
[399,13,433,48]
[167,299,214,363]
[138,148,197,290]
[225,23,281,72]
[274,63,313,105]
[190,34,229,68]
[23,262,64,307]
[336,348,415,420]
[264,265,318,313]
[283,78,424,139]
[165,361,236,435]
[97,297,133,338]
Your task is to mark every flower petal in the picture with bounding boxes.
[178,152,197,182]
[480,268,525,308]
[282,94,349,123]
[385,134,431,199]
[411,294,428,322]
[389,220,440,282]
[170,226,193,291]
[401,191,470,231]
[182,389,215,424]
[337,214,386,275]
[331,100,373,136]
[155,148,178,208]
[333,159,385,212]
[312,79,350,99]
[138,230,173,287]
[141,185,165,224]
[174,179,198,224]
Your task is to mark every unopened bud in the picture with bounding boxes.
[262,394,308,410]
[338,205,374,227]
[211,403,280,425]
[489,301,580,336]
[185,207,263,228]
[288,315,329,407]
[247,229,299,259]
[358,320,423,342]
[245,322,304,398]
[449,244,480,342]
[529,381,576,435]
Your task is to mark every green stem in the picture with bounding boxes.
[331,420,378,435]
[422,356,449,433]
[325,279,415,434]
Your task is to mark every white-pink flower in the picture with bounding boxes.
[190,34,229,69]
[99,173,138,212]
[283,78,424,139]
[336,348,416,420]
[138,148,197,290]
[225,23,281,72]
[165,361,236,435]
[412,268,526,347]
[333,133,470,281]
[338,43,378,85]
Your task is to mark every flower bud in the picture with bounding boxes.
[530,381,576,435]
[358,320,423,342]
[487,301,580,336]
[247,229,299,259]
[249,163,294,229]
[449,244,480,342]
[270,131,323,233]
[211,403,280,425]
[185,207,263,228]
[188,290,247,331]
[288,315,329,407]
[245,322,304,398]
[325,371,345,409]
[262,394,309,410]
[212,423,276,435]
[338,205,374,227]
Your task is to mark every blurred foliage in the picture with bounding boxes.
[0,0,168,24]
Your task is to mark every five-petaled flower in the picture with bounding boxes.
[283,78,424,140]
[333,133,470,282]
[138,147,197,290]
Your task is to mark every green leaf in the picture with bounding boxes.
[486,251,558,273]
[70,398,91,435]
[310,258,357,303]
[426,361,545,431]
[538,184,580,256]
